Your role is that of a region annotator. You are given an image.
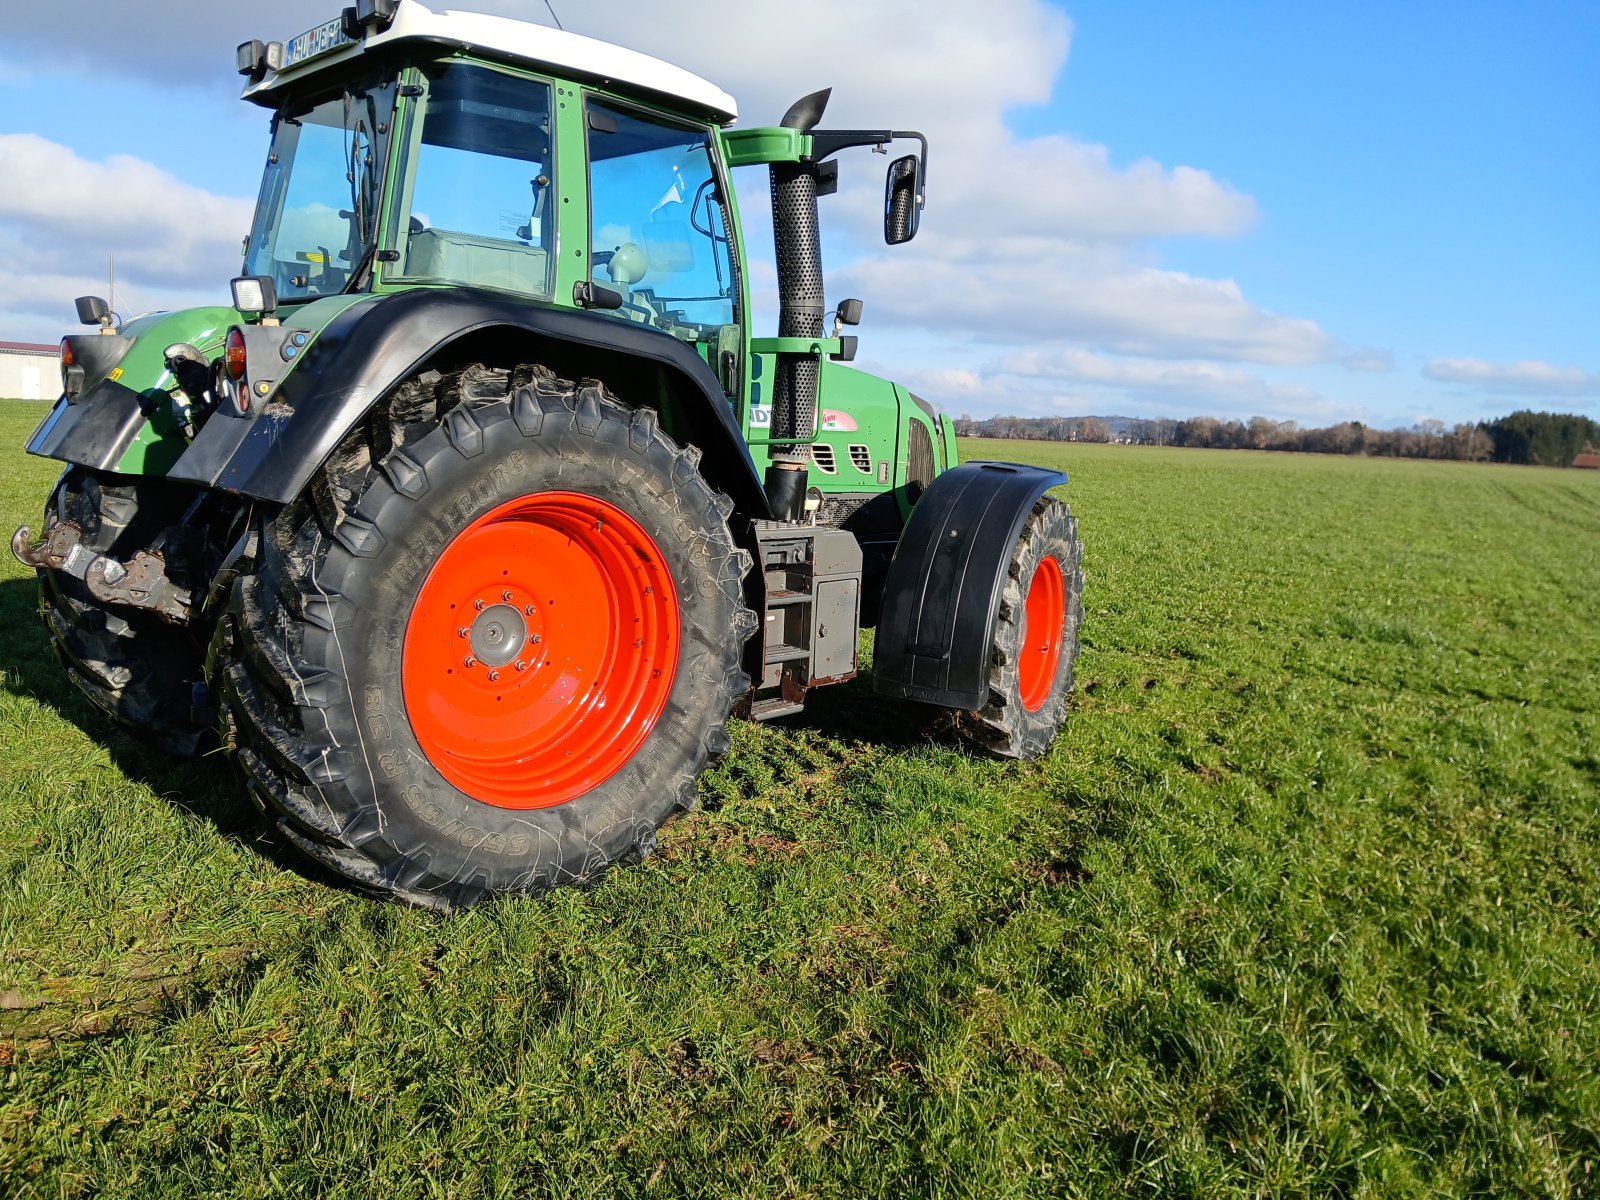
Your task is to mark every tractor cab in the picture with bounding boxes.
[239,7,740,352]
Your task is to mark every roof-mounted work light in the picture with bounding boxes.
[342,0,398,39]
[236,39,268,80]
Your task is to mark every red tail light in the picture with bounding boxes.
[224,327,247,381]
[60,337,86,397]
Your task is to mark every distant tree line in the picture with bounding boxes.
[952,409,1600,467]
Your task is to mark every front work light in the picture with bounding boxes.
[231,275,277,317]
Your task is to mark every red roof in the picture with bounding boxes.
[1573,453,1600,469]
[0,341,57,354]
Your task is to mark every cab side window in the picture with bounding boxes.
[586,99,736,339]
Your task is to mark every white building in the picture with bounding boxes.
[0,341,57,401]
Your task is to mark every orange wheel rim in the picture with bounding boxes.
[401,491,679,808]
[1018,554,1065,713]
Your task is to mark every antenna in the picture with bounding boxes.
[542,0,563,30]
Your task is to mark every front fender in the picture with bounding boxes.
[168,288,769,517]
[873,460,1067,710]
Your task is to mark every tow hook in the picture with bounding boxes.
[11,522,192,624]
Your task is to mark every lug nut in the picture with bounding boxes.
[488,670,500,681]
[463,656,477,668]
[457,626,469,637]
[528,633,542,644]
[502,590,513,602]
[524,604,536,615]
[515,660,528,672]
[474,599,485,611]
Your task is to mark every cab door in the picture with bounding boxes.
[583,97,745,404]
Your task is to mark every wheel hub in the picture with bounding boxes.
[1019,554,1065,713]
[402,491,680,809]
[469,603,527,667]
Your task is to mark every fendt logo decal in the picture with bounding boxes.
[749,406,857,432]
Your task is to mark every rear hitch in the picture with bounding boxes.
[11,522,193,624]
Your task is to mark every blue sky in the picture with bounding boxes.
[1,0,1594,429]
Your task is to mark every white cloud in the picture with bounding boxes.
[0,135,251,271]
[875,347,1320,422]
[1423,357,1599,396]
[996,348,1313,399]
[0,0,1382,419]
[576,0,1315,372]
[0,135,252,339]
[0,2,337,83]
[1339,346,1394,373]
[835,246,1333,364]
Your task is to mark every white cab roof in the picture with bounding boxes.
[244,0,737,122]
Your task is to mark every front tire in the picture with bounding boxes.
[956,497,1083,760]
[220,364,756,909]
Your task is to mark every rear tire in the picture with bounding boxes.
[35,468,212,756]
[219,363,756,909]
[956,497,1083,760]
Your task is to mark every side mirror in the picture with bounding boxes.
[884,154,922,245]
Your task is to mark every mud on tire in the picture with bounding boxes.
[218,363,756,910]
[956,497,1083,760]
[36,468,213,756]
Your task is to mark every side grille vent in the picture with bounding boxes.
[907,419,936,504]
[848,444,872,474]
[810,443,837,474]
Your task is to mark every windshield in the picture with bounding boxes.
[244,79,396,301]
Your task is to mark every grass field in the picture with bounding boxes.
[2,402,1597,1198]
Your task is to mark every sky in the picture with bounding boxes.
[0,0,1595,430]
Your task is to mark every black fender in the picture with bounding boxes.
[168,288,770,517]
[26,379,153,474]
[872,460,1067,710]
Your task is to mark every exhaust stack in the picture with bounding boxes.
[765,87,831,521]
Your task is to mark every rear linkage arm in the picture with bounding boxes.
[11,522,192,624]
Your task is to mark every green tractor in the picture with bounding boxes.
[12,0,1083,909]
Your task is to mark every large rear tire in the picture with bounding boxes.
[219,364,756,909]
[956,497,1083,760]
[35,468,213,756]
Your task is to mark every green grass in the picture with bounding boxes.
[2,405,1597,1197]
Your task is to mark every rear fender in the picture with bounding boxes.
[873,460,1066,710]
[167,288,770,518]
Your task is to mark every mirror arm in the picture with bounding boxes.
[808,129,895,161]
[809,129,927,181]
[809,130,928,209]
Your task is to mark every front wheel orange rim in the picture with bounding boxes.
[1018,555,1065,712]
[401,491,679,808]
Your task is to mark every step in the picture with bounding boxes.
[750,697,806,721]
[763,641,809,665]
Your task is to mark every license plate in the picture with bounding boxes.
[284,18,351,69]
